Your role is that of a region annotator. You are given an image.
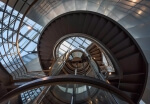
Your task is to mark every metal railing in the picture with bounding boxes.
[0,49,134,104]
[50,52,67,76]
[0,75,134,104]
[28,52,68,104]
[86,52,121,104]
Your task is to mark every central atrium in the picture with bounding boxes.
[0,0,149,104]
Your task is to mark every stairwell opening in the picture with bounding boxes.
[53,34,116,77]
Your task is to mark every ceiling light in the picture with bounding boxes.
[27,26,32,30]
[138,10,142,15]
[109,72,112,75]
[132,0,137,2]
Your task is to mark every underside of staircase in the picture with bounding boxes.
[38,11,148,103]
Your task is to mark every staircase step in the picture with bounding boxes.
[119,83,142,93]
[115,45,137,59]
[82,14,93,33]
[106,32,126,48]
[94,57,102,61]
[97,21,114,39]
[89,47,98,52]
[111,38,132,53]
[100,66,107,70]
[96,61,103,65]
[87,15,99,35]
[90,50,100,55]
[122,91,139,99]
[59,16,69,35]
[102,26,120,44]
[91,54,101,57]
[119,53,143,74]
[92,17,107,37]
[121,73,145,83]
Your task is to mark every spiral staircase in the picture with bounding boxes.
[38,11,148,104]
[0,0,149,104]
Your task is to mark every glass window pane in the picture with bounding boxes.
[34,23,43,31]
[26,19,35,26]
[4,15,10,25]
[79,37,84,41]
[62,41,70,47]
[34,35,39,42]
[59,49,65,54]
[20,51,28,57]
[19,38,29,48]
[85,39,91,44]
[75,37,83,44]
[11,20,20,30]
[27,30,37,39]
[60,44,68,51]
[9,34,17,42]
[83,43,88,48]
[70,45,76,50]
[20,25,29,34]
[66,38,73,43]
[72,41,79,48]
[24,42,37,51]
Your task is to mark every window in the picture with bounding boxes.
[24,42,37,51]
[26,30,37,39]
[57,37,92,57]
[20,25,29,34]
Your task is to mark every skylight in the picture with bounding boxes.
[57,37,92,57]
[0,1,43,78]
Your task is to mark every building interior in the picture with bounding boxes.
[0,0,149,104]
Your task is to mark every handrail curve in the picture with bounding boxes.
[0,75,134,104]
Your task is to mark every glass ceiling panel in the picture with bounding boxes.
[0,1,43,78]
[24,42,37,51]
[29,30,37,37]
[57,37,92,57]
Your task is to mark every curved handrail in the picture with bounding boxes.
[15,0,38,73]
[0,75,134,104]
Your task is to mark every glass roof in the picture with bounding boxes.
[57,37,92,57]
[0,1,43,78]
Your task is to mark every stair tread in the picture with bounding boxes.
[92,17,107,37]
[106,31,126,48]
[115,45,137,59]
[111,38,132,53]
[102,26,120,44]
[97,21,114,39]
